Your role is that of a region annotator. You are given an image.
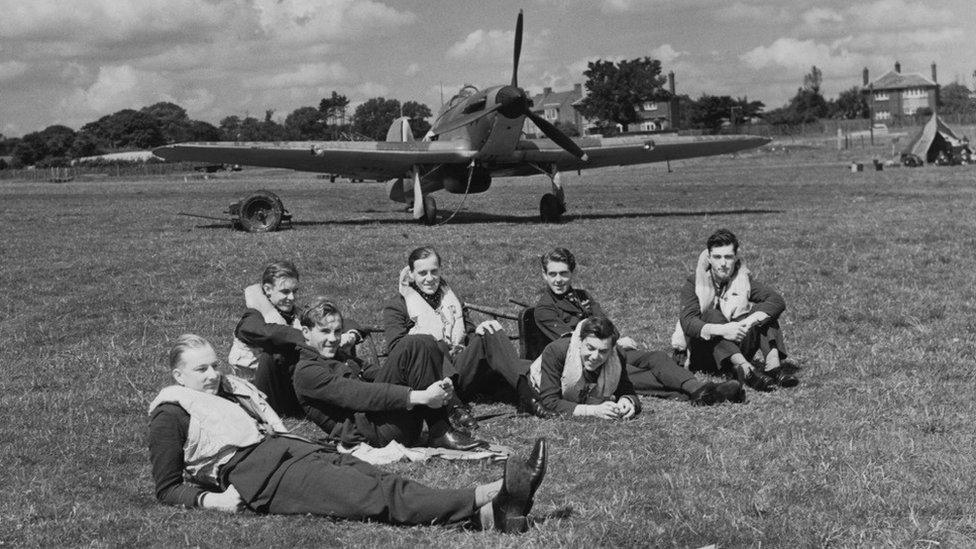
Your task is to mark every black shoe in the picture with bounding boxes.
[429,429,489,451]
[689,383,720,406]
[766,368,799,388]
[516,376,553,418]
[491,438,547,533]
[448,401,479,431]
[715,380,746,403]
[737,366,777,392]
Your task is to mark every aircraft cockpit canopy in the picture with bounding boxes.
[446,85,479,110]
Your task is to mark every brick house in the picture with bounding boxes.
[863,62,939,121]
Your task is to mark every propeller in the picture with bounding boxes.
[430,10,588,162]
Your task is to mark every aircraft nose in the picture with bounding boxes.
[496,85,528,118]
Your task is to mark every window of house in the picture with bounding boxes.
[875,110,890,120]
[874,92,889,101]
[642,102,657,111]
[545,107,558,120]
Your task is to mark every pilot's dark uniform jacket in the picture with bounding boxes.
[534,287,709,399]
[292,338,454,447]
[530,337,642,417]
[234,308,362,418]
[678,269,788,373]
[383,280,529,402]
[148,375,476,524]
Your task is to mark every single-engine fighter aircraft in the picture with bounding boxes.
[154,11,770,231]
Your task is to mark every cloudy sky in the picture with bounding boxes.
[1,0,972,137]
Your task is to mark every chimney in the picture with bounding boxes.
[668,71,676,95]
[573,83,582,95]
[862,67,869,87]
[931,62,937,83]
[894,61,901,73]
[543,87,552,96]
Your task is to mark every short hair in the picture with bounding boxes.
[168,333,213,370]
[261,260,299,286]
[540,247,576,272]
[706,229,739,253]
[407,246,441,271]
[300,296,343,328]
[578,316,619,345]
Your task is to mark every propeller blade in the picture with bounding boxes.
[430,103,501,136]
[512,10,523,87]
[411,168,424,219]
[527,110,588,161]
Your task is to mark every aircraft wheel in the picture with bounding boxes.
[540,193,563,223]
[238,190,285,232]
[421,195,437,226]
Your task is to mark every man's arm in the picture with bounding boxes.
[533,293,576,343]
[148,404,205,507]
[746,277,786,321]
[535,340,586,417]
[678,277,709,339]
[613,353,642,418]
[292,360,412,412]
[234,309,304,351]
[382,298,414,353]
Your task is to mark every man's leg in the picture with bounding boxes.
[623,348,704,398]
[453,330,529,400]
[252,352,303,417]
[268,450,479,525]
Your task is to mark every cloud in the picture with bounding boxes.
[405,63,421,77]
[252,0,416,45]
[741,37,864,74]
[0,61,29,82]
[60,65,176,116]
[650,44,685,65]
[243,63,352,90]
[447,29,516,59]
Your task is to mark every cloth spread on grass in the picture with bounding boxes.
[338,440,511,465]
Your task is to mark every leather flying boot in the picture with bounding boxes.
[490,438,548,533]
[516,375,553,419]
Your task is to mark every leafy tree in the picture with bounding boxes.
[577,57,670,132]
[219,116,243,140]
[285,106,327,139]
[141,102,191,143]
[829,86,869,119]
[319,91,350,125]
[686,95,764,132]
[12,125,76,165]
[768,65,828,125]
[401,101,432,138]
[69,132,103,158]
[185,120,221,141]
[82,109,165,149]
[352,97,402,140]
[219,113,286,141]
[939,82,975,115]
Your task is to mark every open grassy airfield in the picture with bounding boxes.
[3,146,976,547]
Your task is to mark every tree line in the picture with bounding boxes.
[3,60,974,169]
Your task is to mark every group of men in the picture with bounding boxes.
[148,228,799,531]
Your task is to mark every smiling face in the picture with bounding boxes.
[263,277,299,314]
[579,335,614,371]
[302,313,343,358]
[707,244,737,283]
[409,255,441,295]
[543,260,573,295]
[172,344,221,394]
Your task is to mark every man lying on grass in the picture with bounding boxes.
[293,297,490,451]
[673,229,799,391]
[229,260,362,417]
[529,316,642,419]
[532,247,744,408]
[383,246,547,423]
[149,333,547,533]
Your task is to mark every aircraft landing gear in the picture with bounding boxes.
[229,190,292,232]
[421,195,437,225]
[538,168,566,223]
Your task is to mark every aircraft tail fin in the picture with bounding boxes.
[385,117,415,142]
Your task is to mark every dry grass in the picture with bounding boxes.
[2,147,976,547]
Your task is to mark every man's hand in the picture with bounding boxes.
[617,336,637,350]
[339,331,359,350]
[615,397,637,419]
[586,401,623,420]
[718,322,749,342]
[474,320,503,335]
[201,485,244,513]
[409,378,455,408]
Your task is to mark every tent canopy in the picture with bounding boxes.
[901,114,967,163]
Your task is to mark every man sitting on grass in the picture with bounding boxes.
[149,333,547,533]
[229,260,361,416]
[293,297,489,451]
[529,316,641,419]
[533,247,744,408]
[674,228,799,392]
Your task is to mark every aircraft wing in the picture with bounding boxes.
[493,133,770,176]
[153,141,478,181]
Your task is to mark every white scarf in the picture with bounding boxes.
[671,249,752,351]
[398,266,466,346]
[148,375,287,486]
[529,322,621,402]
[228,290,301,376]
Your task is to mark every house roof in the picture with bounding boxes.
[870,70,937,90]
[530,88,583,113]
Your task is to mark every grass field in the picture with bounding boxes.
[3,147,976,547]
